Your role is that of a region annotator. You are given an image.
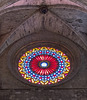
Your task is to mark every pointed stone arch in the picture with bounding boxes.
[0,9,87,54]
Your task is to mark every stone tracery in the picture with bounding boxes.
[18,47,70,85]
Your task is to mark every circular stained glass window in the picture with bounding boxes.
[18,47,70,85]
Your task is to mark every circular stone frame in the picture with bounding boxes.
[8,30,82,87]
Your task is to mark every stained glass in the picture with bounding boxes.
[18,47,70,85]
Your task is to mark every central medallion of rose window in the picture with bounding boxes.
[18,47,70,85]
[40,61,48,68]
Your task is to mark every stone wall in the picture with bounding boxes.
[0,1,87,100]
[0,89,87,100]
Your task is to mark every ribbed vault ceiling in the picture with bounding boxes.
[0,0,87,54]
[0,0,87,8]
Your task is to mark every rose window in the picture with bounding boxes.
[18,47,70,85]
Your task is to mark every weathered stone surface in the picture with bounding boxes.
[71,0,87,5]
[0,32,87,89]
[0,9,36,36]
[0,0,18,7]
[51,8,87,48]
[0,8,36,48]
[0,1,87,100]
[0,89,87,100]
[0,10,87,54]
[3,0,79,10]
